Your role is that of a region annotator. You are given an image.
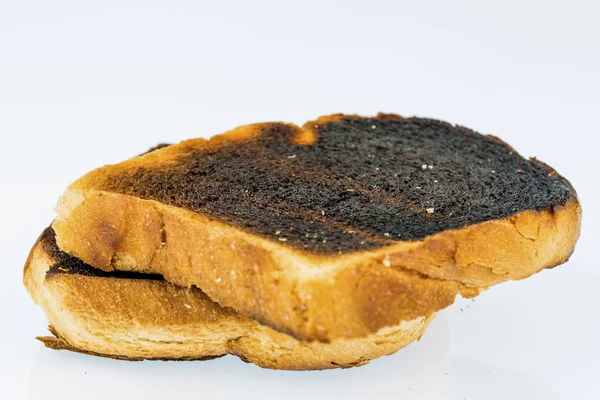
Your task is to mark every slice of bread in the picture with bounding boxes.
[24,228,434,370]
[52,113,582,342]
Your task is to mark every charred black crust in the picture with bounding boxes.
[100,115,576,254]
[42,228,163,280]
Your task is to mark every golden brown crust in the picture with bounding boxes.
[53,188,581,342]
[37,333,225,362]
[24,239,434,370]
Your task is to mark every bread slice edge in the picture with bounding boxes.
[52,187,581,342]
[23,233,434,370]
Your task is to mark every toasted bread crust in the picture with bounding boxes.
[53,190,581,342]
[23,233,433,370]
[52,114,582,341]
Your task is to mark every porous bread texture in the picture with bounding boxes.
[51,114,582,342]
[23,237,434,370]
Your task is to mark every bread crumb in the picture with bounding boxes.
[384,232,390,237]
[278,238,288,242]
[287,154,297,159]
[184,304,192,309]
[421,164,427,170]
[321,210,325,216]
[215,277,222,284]
[416,186,422,190]
[383,255,391,267]
[426,208,435,214]
[371,125,377,129]
[428,165,433,169]
[275,230,281,235]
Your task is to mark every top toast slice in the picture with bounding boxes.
[52,113,581,341]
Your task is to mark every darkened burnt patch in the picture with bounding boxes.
[42,228,163,280]
[99,115,576,254]
[140,143,172,156]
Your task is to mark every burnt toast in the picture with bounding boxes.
[51,113,582,342]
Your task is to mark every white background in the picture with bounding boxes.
[1,1,598,399]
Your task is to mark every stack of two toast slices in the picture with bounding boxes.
[24,114,581,370]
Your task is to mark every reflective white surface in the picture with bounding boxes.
[1,1,598,399]
[14,284,600,400]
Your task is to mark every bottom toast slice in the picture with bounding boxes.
[23,228,435,370]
